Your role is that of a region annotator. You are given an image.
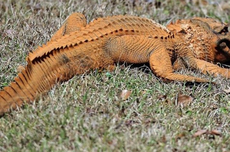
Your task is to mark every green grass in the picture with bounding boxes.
[0,0,230,151]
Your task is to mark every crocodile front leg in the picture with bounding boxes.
[175,53,230,79]
[149,47,208,82]
[105,35,208,82]
[191,58,230,78]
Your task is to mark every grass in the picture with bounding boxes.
[0,0,230,151]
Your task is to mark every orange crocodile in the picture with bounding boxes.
[0,13,230,115]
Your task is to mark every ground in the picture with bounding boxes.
[0,0,230,151]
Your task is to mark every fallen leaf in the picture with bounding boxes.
[221,4,230,11]
[5,29,17,39]
[125,120,138,127]
[6,29,16,35]
[140,90,147,95]
[177,93,193,107]
[192,0,208,5]
[160,135,167,143]
[193,129,222,137]
[34,3,42,10]
[157,94,167,100]
[193,130,207,137]
[176,132,186,140]
[223,87,230,93]
[209,130,222,136]
[120,90,132,100]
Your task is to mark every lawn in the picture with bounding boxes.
[0,0,230,151]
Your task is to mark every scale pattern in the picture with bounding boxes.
[0,13,230,115]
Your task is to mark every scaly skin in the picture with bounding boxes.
[0,13,230,115]
[167,17,230,77]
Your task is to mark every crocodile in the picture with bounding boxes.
[0,13,230,115]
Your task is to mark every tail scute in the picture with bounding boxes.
[19,71,36,95]
[0,86,23,114]
[10,81,30,101]
[17,73,35,100]
[0,67,37,115]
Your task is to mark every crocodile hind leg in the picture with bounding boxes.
[105,35,208,82]
[50,12,87,41]
[16,13,87,73]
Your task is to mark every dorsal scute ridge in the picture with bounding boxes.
[27,15,171,62]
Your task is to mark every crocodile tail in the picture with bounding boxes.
[0,56,60,115]
[0,50,82,115]
[0,64,38,115]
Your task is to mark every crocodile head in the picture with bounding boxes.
[167,17,230,63]
[190,18,230,63]
[212,23,230,63]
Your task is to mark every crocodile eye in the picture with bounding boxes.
[214,26,229,35]
[213,26,222,34]
[222,25,230,34]
[223,25,229,33]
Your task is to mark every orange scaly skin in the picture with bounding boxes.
[167,17,230,77]
[0,13,230,115]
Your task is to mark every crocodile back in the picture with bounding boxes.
[28,15,172,62]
